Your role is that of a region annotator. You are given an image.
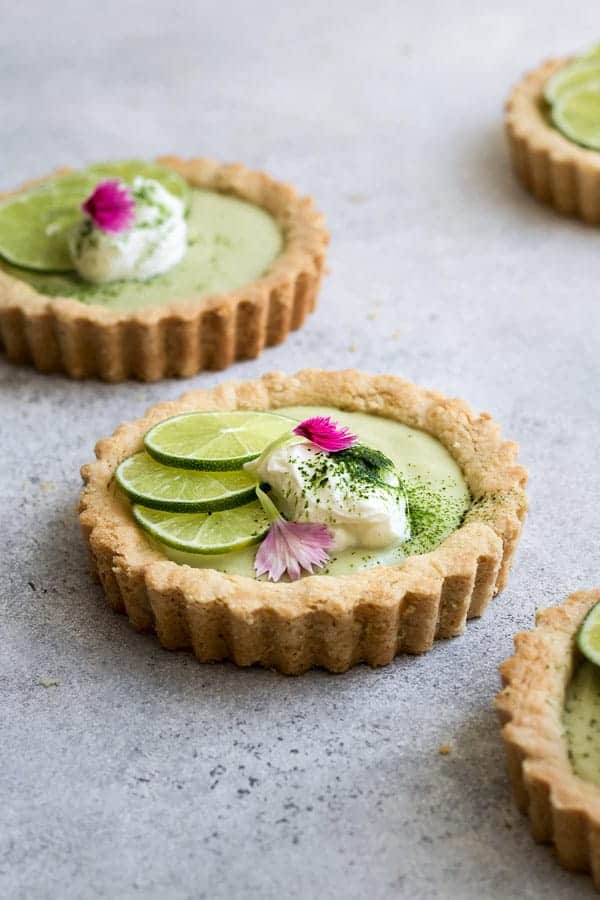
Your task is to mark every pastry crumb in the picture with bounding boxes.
[438,743,452,755]
[348,342,358,352]
[37,677,61,688]
[346,192,368,204]
[40,481,55,492]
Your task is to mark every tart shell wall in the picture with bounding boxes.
[80,370,528,674]
[506,58,600,224]
[496,589,600,886]
[0,158,329,381]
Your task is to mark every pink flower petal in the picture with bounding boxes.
[254,518,334,582]
[292,416,357,452]
[82,180,135,233]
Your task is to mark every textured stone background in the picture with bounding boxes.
[2,1,599,897]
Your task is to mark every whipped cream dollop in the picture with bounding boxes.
[70,177,187,283]
[249,441,410,552]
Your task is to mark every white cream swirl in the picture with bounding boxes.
[70,177,187,284]
[249,442,410,552]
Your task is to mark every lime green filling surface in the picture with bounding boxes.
[158,406,471,577]
[0,188,283,311]
[564,660,600,787]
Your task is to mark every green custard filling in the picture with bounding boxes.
[564,660,600,787]
[158,406,471,577]
[0,189,283,311]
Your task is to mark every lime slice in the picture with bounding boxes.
[116,451,257,512]
[133,500,271,554]
[545,60,600,104]
[551,82,600,149]
[144,411,294,471]
[0,173,97,271]
[87,160,191,213]
[578,601,600,666]
[0,160,190,272]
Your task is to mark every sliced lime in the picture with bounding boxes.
[577,600,600,667]
[551,82,600,149]
[0,173,97,271]
[0,160,190,272]
[87,160,191,213]
[144,411,294,471]
[116,451,257,512]
[545,60,600,104]
[133,500,271,554]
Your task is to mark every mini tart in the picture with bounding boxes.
[80,370,527,674]
[496,589,600,885]
[0,157,328,382]
[506,58,600,223]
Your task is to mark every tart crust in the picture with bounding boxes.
[0,158,328,381]
[506,58,600,223]
[496,589,600,885]
[80,369,527,674]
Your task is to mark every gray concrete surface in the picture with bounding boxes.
[2,1,600,897]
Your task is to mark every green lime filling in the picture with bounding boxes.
[564,660,600,787]
[153,406,471,577]
[0,188,283,311]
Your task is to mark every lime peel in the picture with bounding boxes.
[133,501,271,554]
[116,451,258,512]
[143,411,295,471]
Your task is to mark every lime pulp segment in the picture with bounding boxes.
[116,451,258,512]
[0,160,191,272]
[551,82,600,150]
[143,411,295,471]
[133,501,271,554]
[578,600,600,666]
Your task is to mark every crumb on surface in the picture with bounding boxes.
[37,678,61,688]
[348,342,358,352]
[438,743,452,755]
[346,192,368,204]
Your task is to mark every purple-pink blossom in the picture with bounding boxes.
[292,416,357,452]
[254,518,333,582]
[82,180,135,233]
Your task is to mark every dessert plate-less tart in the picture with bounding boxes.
[80,369,528,674]
[0,158,328,381]
[496,589,600,886]
[506,44,600,222]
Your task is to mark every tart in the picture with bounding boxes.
[496,588,600,886]
[506,46,600,223]
[0,157,328,381]
[80,369,528,674]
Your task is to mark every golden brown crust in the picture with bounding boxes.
[506,57,600,223]
[0,157,328,381]
[496,589,600,886]
[79,369,528,674]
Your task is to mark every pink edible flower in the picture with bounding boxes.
[292,416,357,452]
[254,517,334,582]
[82,180,135,233]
